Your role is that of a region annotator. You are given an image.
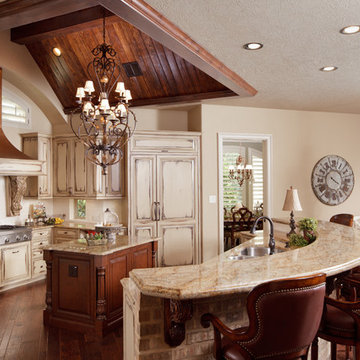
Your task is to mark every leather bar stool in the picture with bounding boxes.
[330,214,354,227]
[312,277,360,360]
[201,274,326,360]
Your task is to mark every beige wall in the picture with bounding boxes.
[201,104,360,260]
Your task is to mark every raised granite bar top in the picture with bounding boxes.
[43,236,159,256]
[129,220,360,299]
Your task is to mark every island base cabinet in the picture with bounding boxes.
[43,241,157,336]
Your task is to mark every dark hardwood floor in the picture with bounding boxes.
[0,281,123,360]
[0,280,353,359]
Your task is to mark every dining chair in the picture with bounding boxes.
[201,274,326,360]
[231,207,253,247]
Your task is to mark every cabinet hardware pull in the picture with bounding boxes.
[156,202,161,222]
[64,232,67,234]
[40,242,43,245]
[40,233,43,235]
[12,250,20,254]
[152,202,156,221]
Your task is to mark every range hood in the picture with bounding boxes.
[0,67,44,176]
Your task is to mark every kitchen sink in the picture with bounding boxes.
[228,246,285,260]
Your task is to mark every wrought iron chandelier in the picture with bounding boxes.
[228,155,253,187]
[70,15,136,175]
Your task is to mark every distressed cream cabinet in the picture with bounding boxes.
[21,133,52,198]
[1,242,31,286]
[31,227,52,279]
[128,131,201,266]
[53,135,124,199]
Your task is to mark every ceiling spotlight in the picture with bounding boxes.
[243,42,263,50]
[340,25,360,34]
[52,47,61,57]
[320,66,338,72]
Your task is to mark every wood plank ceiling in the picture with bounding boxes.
[10,6,237,112]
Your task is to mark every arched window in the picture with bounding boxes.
[2,88,31,127]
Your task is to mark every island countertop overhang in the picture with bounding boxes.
[128,221,360,299]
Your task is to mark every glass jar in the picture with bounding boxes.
[103,208,119,227]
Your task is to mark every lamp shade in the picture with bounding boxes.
[282,186,302,211]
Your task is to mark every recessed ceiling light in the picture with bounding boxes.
[320,66,338,72]
[243,42,263,50]
[340,25,360,34]
[52,47,61,57]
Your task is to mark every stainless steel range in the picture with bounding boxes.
[0,225,32,245]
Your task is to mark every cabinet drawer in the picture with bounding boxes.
[54,237,75,244]
[53,228,78,238]
[32,248,44,258]
[33,259,46,276]
[32,228,52,239]
[32,237,49,249]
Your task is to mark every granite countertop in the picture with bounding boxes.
[129,220,360,300]
[32,222,128,231]
[42,236,159,256]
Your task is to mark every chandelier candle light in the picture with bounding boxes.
[228,155,253,187]
[282,186,302,237]
[70,15,137,175]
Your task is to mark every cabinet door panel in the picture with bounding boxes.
[73,140,87,195]
[2,243,30,284]
[54,140,70,196]
[130,156,156,237]
[133,225,157,239]
[158,157,196,220]
[108,253,128,317]
[106,158,125,197]
[38,137,52,197]
[159,224,195,266]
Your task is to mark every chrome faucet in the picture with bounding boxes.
[250,216,275,255]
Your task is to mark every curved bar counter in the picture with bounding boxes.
[122,221,360,359]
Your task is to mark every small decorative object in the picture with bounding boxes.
[25,215,34,227]
[311,155,354,206]
[33,202,47,224]
[69,13,137,175]
[95,208,122,243]
[298,217,318,243]
[228,155,253,187]
[85,231,107,246]
[288,233,309,248]
[282,186,302,237]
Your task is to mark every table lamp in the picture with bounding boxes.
[282,186,302,237]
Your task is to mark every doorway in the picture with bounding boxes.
[218,133,272,253]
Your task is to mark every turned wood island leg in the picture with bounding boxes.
[96,266,107,320]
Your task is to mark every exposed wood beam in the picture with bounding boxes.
[11,6,120,44]
[63,89,237,114]
[98,0,257,97]
[0,0,98,31]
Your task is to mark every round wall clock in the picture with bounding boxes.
[311,155,354,206]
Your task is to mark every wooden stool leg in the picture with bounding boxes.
[311,337,318,360]
[355,342,360,360]
[331,342,336,360]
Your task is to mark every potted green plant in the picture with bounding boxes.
[298,217,318,243]
[288,233,309,248]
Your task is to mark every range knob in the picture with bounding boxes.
[16,236,21,242]
[4,238,9,243]
[23,235,29,241]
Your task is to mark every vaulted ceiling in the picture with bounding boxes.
[0,0,257,113]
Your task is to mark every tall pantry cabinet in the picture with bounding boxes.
[128,131,201,266]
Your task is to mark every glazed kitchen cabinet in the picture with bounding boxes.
[21,133,52,198]
[128,131,201,266]
[43,239,157,336]
[53,136,125,199]
[1,242,31,286]
[53,137,87,197]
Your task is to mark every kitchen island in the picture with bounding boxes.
[122,221,360,359]
[43,236,158,337]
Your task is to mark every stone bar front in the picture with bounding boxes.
[123,221,360,359]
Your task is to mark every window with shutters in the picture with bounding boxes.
[2,88,31,128]
[249,148,263,210]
